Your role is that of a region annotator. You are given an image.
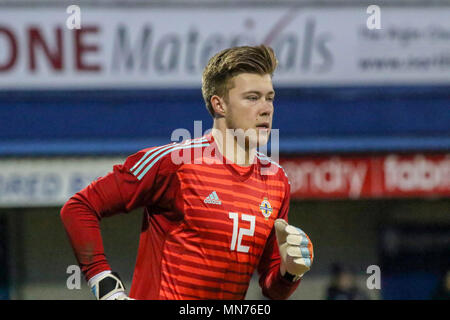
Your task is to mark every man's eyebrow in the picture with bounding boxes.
[242,90,275,95]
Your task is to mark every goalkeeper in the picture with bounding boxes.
[60,44,314,300]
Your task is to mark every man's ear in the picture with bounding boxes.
[210,95,226,117]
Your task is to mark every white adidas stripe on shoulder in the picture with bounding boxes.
[131,137,207,175]
[130,142,177,173]
[256,151,289,179]
[132,137,210,181]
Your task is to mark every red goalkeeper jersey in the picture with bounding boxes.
[61,134,300,299]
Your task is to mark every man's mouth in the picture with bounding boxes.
[256,123,270,130]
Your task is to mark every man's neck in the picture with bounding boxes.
[211,123,256,167]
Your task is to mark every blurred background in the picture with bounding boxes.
[0,0,449,300]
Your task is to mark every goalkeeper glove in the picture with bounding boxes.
[88,271,133,300]
[274,219,314,282]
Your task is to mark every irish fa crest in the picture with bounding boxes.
[259,197,273,220]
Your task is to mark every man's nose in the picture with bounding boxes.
[259,100,273,117]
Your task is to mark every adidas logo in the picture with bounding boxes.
[204,191,222,205]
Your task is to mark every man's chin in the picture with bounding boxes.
[256,133,270,148]
[229,128,271,148]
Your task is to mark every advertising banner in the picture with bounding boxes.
[0,157,125,207]
[0,7,449,89]
[281,154,450,199]
[0,153,448,207]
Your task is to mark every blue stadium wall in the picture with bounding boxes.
[0,86,449,156]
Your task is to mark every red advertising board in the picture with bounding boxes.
[280,154,450,199]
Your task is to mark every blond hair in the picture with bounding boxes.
[201,45,278,117]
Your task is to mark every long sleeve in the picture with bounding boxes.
[60,170,128,281]
[60,146,175,281]
[257,179,301,300]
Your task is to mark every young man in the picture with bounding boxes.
[60,45,314,300]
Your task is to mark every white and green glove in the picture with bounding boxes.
[274,219,314,282]
[88,271,134,300]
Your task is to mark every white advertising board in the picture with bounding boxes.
[0,7,449,88]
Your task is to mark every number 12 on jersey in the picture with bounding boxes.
[228,212,255,253]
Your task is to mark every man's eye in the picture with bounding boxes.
[267,97,275,102]
[247,96,258,101]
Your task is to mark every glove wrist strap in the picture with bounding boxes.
[91,272,126,300]
[282,271,302,282]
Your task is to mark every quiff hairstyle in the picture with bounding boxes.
[201,45,278,117]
